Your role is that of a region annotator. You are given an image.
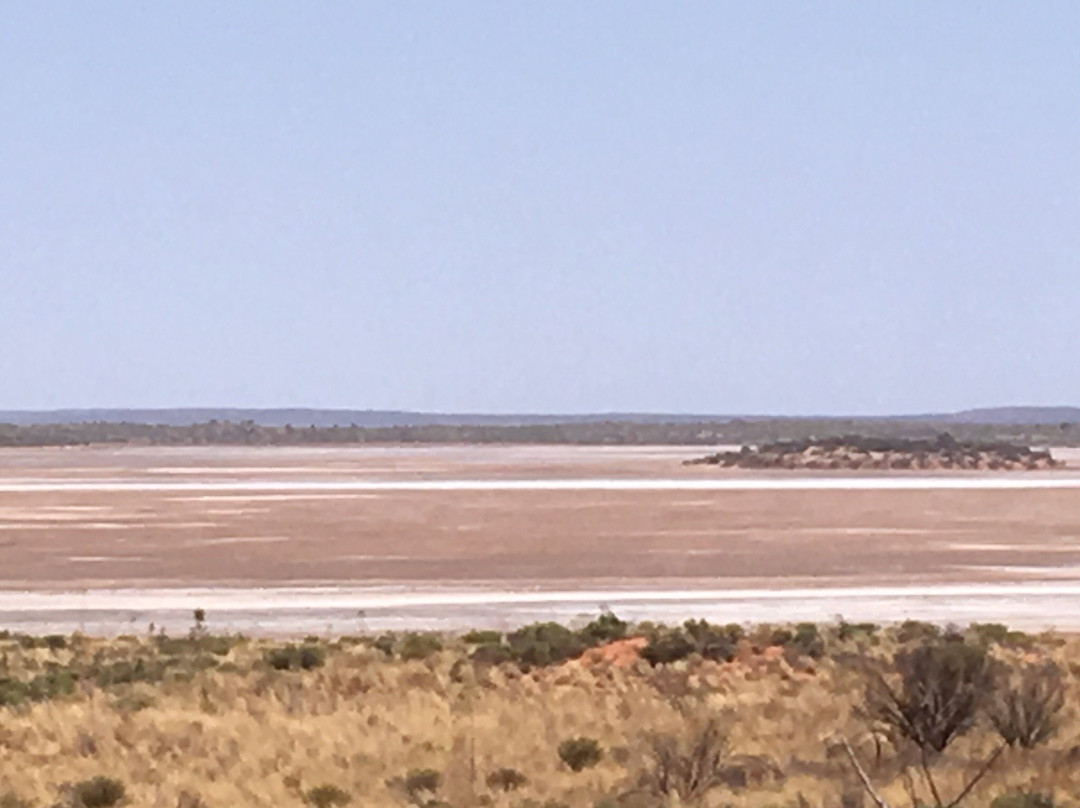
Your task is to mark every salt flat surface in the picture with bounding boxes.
[2,446,1078,633]
[3,476,1080,493]
[3,582,1080,635]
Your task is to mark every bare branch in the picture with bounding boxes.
[838,735,892,808]
[920,747,945,808]
[944,743,1006,808]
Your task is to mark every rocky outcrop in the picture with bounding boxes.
[688,433,1060,471]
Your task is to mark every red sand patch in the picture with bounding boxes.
[581,637,648,667]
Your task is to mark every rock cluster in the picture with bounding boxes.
[688,433,1060,471]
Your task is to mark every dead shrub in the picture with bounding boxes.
[636,715,730,802]
[847,637,1065,808]
[865,636,993,755]
[990,662,1065,748]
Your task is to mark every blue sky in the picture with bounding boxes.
[2,3,1078,414]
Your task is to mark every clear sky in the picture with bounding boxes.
[2,3,1078,415]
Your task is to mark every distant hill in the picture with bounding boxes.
[0,408,725,428]
[925,407,1080,425]
[1,406,1078,428]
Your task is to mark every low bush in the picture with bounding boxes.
[462,629,503,645]
[265,644,325,671]
[72,776,126,808]
[0,666,78,706]
[579,612,628,645]
[641,632,696,666]
[28,665,78,700]
[896,620,941,644]
[470,643,514,666]
[507,623,586,668]
[969,623,1033,648]
[0,677,29,707]
[641,620,741,665]
[93,657,170,687]
[790,623,825,658]
[304,784,351,808]
[637,717,729,801]
[370,634,396,657]
[836,620,879,642]
[43,634,69,650]
[685,620,741,661]
[486,767,527,792]
[558,737,603,772]
[403,769,442,802]
[399,633,443,661]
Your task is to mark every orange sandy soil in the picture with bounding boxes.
[1,445,1078,590]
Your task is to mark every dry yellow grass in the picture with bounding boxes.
[0,626,1078,808]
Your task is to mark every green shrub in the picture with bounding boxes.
[768,627,793,647]
[399,633,443,661]
[969,623,1032,648]
[558,737,603,772]
[462,630,503,645]
[93,657,168,687]
[299,645,325,670]
[897,620,941,644]
[0,678,29,707]
[73,776,126,808]
[470,643,514,666]
[486,767,527,792]
[0,666,77,707]
[641,632,695,666]
[790,623,825,658]
[371,634,396,657]
[43,634,69,651]
[684,620,740,661]
[304,784,351,808]
[578,612,628,645]
[641,621,740,665]
[27,665,77,701]
[970,623,1010,645]
[836,620,879,641]
[507,623,586,668]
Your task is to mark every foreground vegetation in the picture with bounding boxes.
[0,616,1078,807]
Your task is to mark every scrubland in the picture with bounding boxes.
[0,616,1077,808]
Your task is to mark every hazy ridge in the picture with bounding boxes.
[2,405,1078,428]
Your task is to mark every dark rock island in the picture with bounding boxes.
[688,433,1060,471]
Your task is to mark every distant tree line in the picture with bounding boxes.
[0,418,1078,447]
